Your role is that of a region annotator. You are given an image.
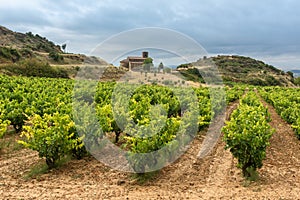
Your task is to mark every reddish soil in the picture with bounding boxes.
[1,100,300,199]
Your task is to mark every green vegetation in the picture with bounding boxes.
[176,55,294,86]
[223,91,274,178]
[61,44,67,53]
[0,72,298,182]
[143,57,153,64]
[213,55,292,86]
[260,87,300,138]
[143,58,154,72]
[23,31,62,53]
[19,113,83,168]
[294,77,300,86]
[177,68,205,83]
[0,26,107,80]
[0,74,239,172]
[0,46,21,62]
[49,51,64,62]
[0,103,10,138]
[177,63,192,69]
[0,26,298,180]
[158,62,164,71]
[0,59,69,78]
[23,162,50,180]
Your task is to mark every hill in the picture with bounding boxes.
[0,25,62,54]
[177,55,295,86]
[0,25,106,78]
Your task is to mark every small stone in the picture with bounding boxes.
[117,180,126,185]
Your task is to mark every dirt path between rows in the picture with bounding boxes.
[1,99,300,199]
[258,99,300,197]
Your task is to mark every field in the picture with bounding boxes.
[0,74,300,199]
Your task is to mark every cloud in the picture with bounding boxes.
[0,0,299,69]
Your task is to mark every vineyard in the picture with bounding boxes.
[0,74,300,199]
[259,87,300,137]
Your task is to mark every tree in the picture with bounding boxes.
[158,62,164,72]
[26,32,34,37]
[143,58,153,72]
[144,57,153,64]
[62,44,67,53]
[287,71,294,78]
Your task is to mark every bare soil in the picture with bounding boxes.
[1,100,300,199]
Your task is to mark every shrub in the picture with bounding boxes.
[49,52,64,62]
[0,103,10,138]
[223,92,274,178]
[0,47,21,62]
[0,59,69,78]
[293,77,300,86]
[19,113,83,168]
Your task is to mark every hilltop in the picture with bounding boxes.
[177,55,296,86]
[0,25,106,78]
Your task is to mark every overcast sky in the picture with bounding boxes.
[0,0,300,70]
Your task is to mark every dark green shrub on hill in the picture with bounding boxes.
[294,77,300,86]
[0,59,69,78]
[265,75,281,86]
[49,51,64,62]
[248,78,267,86]
[178,68,205,83]
[0,46,21,62]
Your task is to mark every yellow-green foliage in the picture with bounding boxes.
[223,92,274,178]
[19,113,83,168]
[0,103,10,138]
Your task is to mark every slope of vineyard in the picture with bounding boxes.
[223,91,274,177]
[1,74,300,199]
[0,74,234,170]
[260,87,300,137]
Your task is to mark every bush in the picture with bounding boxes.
[0,47,21,62]
[248,78,267,86]
[49,52,64,62]
[19,113,83,168]
[223,92,274,178]
[265,76,281,86]
[0,103,10,138]
[294,77,300,86]
[0,59,69,78]
[3,98,31,132]
[178,68,205,83]
[20,48,33,58]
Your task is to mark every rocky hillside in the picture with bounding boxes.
[177,55,295,86]
[0,26,107,78]
[0,25,62,54]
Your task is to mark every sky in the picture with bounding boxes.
[0,0,300,70]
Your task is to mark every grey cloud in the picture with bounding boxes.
[0,0,300,70]
[0,8,50,26]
